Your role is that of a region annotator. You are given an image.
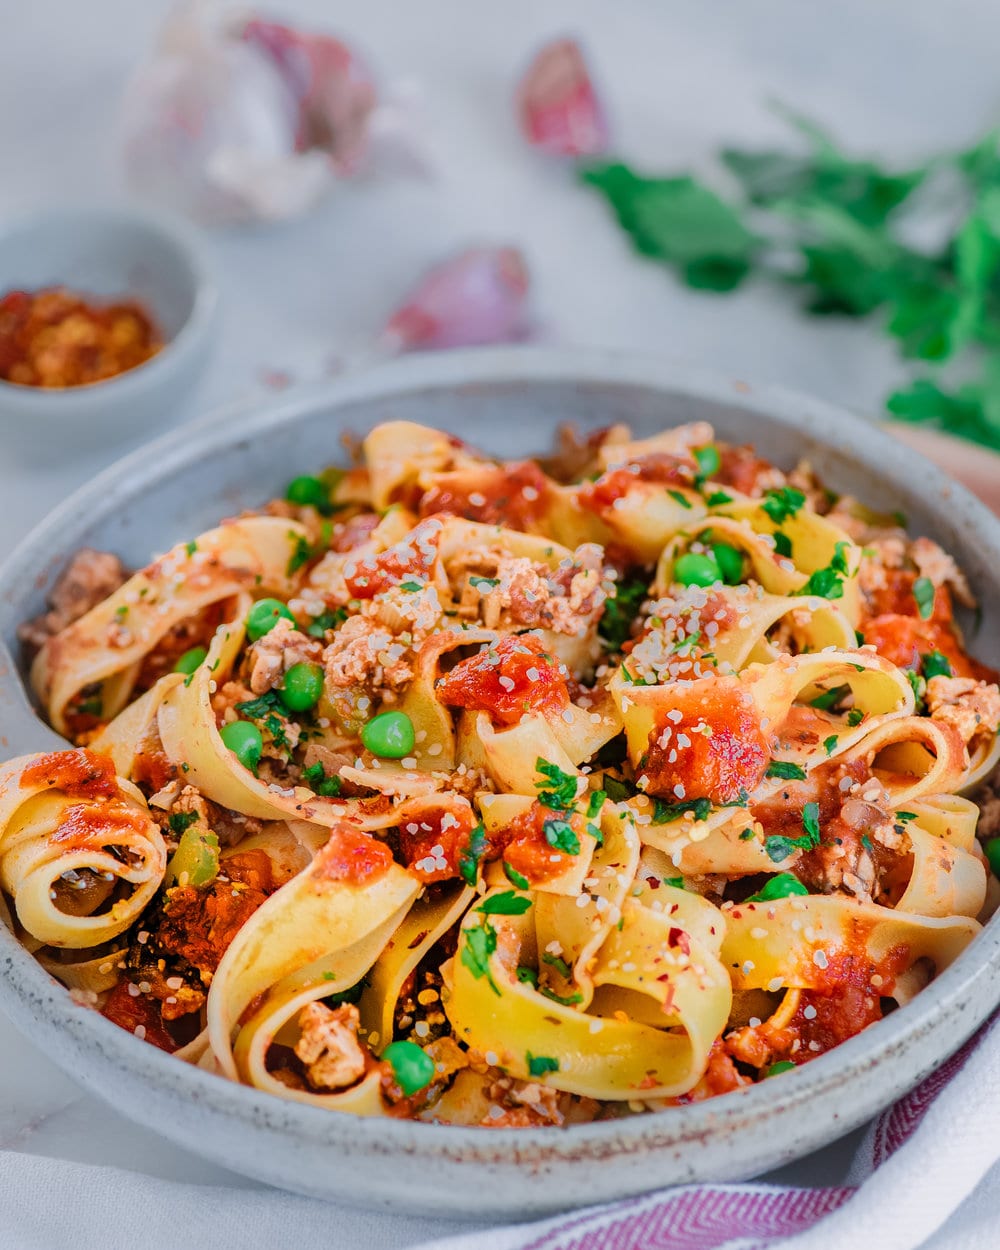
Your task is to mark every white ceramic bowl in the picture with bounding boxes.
[0,206,217,459]
[0,348,998,1219]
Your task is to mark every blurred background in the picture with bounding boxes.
[3,0,1000,535]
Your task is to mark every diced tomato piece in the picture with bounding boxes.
[436,634,570,726]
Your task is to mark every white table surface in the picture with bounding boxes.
[2,0,998,1242]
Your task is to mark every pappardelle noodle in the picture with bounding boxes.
[5,418,1000,1126]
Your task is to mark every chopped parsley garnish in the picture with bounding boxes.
[905,668,927,712]
[766,1060,797,1077]
[286,532,313,576]
[896,811,918,822]
[766,760,806,780]
[922,650,953,679]
[773,531,793,558]
[168,810,199,836]
[76,696,103,717]
[301,761,342,797]
[535,758,579,810]
[307,607,348,638]
[761,486,806,525]
[810,684,850,711]
[764,800,821,863]
[823,734,839,756]
[461,921,500,995]
[503,861,530,890]
[861,834,875,854]
[185,540,198,557]
[587,789,607,818]
[235,690,285,720]
[846,708,865,727]
[706,490,733,506]
[515,966,538,987]
[664,876,685,889]
[746,873,809,902]
[458,823,487,886]
[544,817,581,855]
[913,576,935,620]
[542,951,572,978]
[113,604,128,622]
[399,580,424,592]
[796,541,850,600]
[469,575,500,591]
[586,820,604,846]
[693,444,721,483]
[598,576,648,651]
[478,891,532,916]
[539,987,584,1007]
[653,795,712,824]
[527,1052,560,1077]
[667,488,693,510]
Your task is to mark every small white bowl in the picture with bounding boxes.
[0,206,218,459]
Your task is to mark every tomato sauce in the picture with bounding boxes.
[158,875,272,977]
[132,747,177,793]
[21,748,117,799]
[312,824,394,885]
[331,512,380,553]
[488,800,582,885]
[642,681,770,804]
[714,444,778,496]
[101,979,177,1052]
[862,613,997,683]
[50,800,148,849]
[397,802,478,884]
[579,453,695,515]
[344,517,441,599]
[436,633,570,726]
[419,462,551,532]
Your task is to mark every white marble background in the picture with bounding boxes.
[2,0,999,1241]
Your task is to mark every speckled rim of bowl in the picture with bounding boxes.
[0,205,218,412]
[1,346,999,1218]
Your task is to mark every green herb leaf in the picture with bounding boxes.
[539,986,585,1007]
[823,734,839,756]
[461,921,500,995]
[667,488,693,509]
[652,795,712,824]
[543,817,581,855]
[535,758,579,811]
[913,576,935,620]
[527,1052,560,1077]
[766,761,807,780]
[921,650,953,680]
[459,823,487,887]
[503,861,530,890]
[478,891,532,916]
[598,576,647,651]
[761,487,806,525]
[581,165,759,291]
[541,951,572,978]
[301,761,342,797]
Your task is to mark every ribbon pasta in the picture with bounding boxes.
[2,417,998,1126]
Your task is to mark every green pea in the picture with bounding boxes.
[746,873,809,903]
[985,837,1000,880]
[219,720,263,775]
[285,474,329,510]
[382,1040,435,1096]
[711,542,745,585]
[694,444,721,479]
[246,598,295,642]
[765,1060,797,1077]
[674,552,722,588]
[280,662,325,711]
[361,710,415,759]
[173,646,207,675]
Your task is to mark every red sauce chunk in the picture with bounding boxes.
[343,517,442,599]
[714,444,779,497]
[132,747,177,794]
[20,748,117,799]
[312,824,394,885]
[579,453,696,515]
[398,801,477,884]
[862,613,997,683]
[158,876,272,977]
[51,800,148,849]
[331,512,381,554]
[436,634,571,727]
[419,462,552,532]
[641,679,770,804]
[101,979,177,1052]
[490,800,583,885]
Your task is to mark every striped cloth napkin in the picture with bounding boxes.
[413,1012,1000,1250]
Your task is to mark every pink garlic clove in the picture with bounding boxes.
[241,18,376,172]
[516,37,610,159]
[379,247,532,352]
